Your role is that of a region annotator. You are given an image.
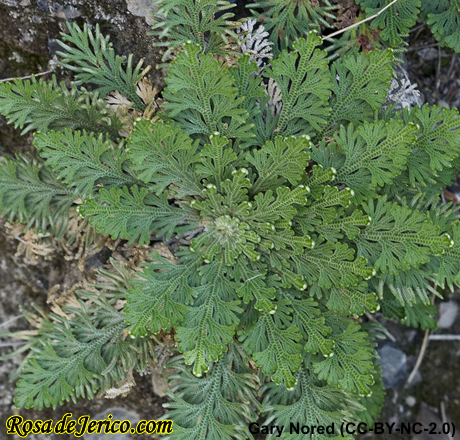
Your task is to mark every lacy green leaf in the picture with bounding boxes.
[151,0,238,60]
[163,346,259,440]
[34,130,136,197]
[80,185,196,244]
[262,360,361,440]
[423,0,460,52]
[314,316,376,396]
[163,43,253,141]
[247,0,335,54]
[356,197,453,274]
[264,33,332,136]
[0,77,122,138]
[0,154,75,237]
[128,119,202,196]
[240,300,303,389]
[57,22,148,109]
[356,0,420,46]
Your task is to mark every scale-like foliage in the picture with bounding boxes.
[240,300,303,390]
[326,121,418,200]
[262,358,362,440]
[326,282,380,316]
[247,135,312,193]
[33,129,137,196]
[422,0,460,52]
[80,185,197,244]
[431,223,460,292]
[1,7,460,439]
[128,119,202,196]
[151,0,238,61]
[401,105,460,187]
[293,241,375,296]
[264,33,332,137]
[0,154,75,237]
[356,0,420,46]
[324,49,394,134]
[285,291,335,357]
[314,316,376,396]
[11,263,155,409]
[0,77,122,138]
[177,259,242,377]
[57,22,148,109]
[356,197,453,274]
[163,43,254,141]
[372,267,439,305]
[164,346,259,440]
[125,254,197,336]
[246,0,336,54]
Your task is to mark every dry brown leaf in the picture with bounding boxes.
[105,90,133,109]
[136,78,160,105]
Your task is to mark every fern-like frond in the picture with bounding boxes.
[431,223,460,292]
[177,259,242,377]
[57,22,148,109]
[14,273,155,409]
[371,267,439,306]
[264,33,332,137]
[326,282,380,316]
[247,0,336,55]
[240,299,303,390]
[402,298,437,330]
[356,0,420,46]
[247,135,312,193]
[316,209,372,242]
[292,241,375,296]
[0,77,122,138]
[0,154,75,237]
[321,121,418,200]
[164,346,259,440]
[195,133,239,188]
[163,43,253,141]
[402,105,460,187]
[128,119,202,196]
[314,315,376,396]
[262,358,361,440]
[324,49,394,134]
[423,0,460,52]
[33,129,137,197]
[151,0,238,60]
[125,254,197,336]
[356,197,453,274]
[80,185,198,244]
[284,291,335,357]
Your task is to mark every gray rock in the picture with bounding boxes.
[437,300,458,329]
[84,408,140,440]
[377,344,408,389]
[126,0,157,25]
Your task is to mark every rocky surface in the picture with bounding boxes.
[377,344,408,389]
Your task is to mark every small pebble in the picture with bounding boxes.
[438,301,458,329]
[377,344,408,389]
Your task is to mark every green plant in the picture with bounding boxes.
[1,2,460,439]
[246,0,460,55]
[421,0,460,52]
